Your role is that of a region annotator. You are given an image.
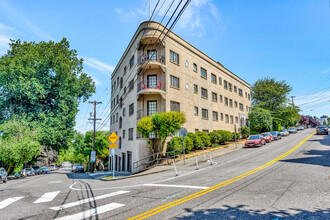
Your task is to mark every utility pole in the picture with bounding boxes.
[149,0,151,20]
[88,100,102,173]
[290,96,295,106]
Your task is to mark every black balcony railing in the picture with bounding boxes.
[137,53,165,66]
[137,80,166,93]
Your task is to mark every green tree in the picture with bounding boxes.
[239,126,250,138]
[249,108,272,132]
[0,116,42,173]
[0,38,95,151]
[251,77,292,111]
[84,131,109,161]
[137,111,187,154]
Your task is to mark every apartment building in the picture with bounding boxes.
[110,21,251,173]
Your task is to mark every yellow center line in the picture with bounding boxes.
[128,132,315,220]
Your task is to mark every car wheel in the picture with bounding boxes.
[3,177,7,183]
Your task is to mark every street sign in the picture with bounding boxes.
[110,144,117,148]
[179,127,187,138]
[90,150,96,163]
[108,132,119,144]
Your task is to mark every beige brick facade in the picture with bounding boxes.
[110,21,251,172]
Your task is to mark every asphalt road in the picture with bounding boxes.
[0,129,329,219]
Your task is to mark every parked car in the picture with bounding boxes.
[23,168,35,176]
[245,135,266,147]
[261,132,274,143]
[270,131,282,140]
[62,161,73,169]
[32,166,43,175]
[288,127,297,134]
[72,164,85,173]
[316,126,328,135]
[280,129,289,136]
[0,167,8,183]
[307,125,312,129]
[41,167,49,174]
[51,164,58,170]
[297,125,304,131]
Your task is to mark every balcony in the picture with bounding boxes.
[137,80,166,100]
[137,53,165,70]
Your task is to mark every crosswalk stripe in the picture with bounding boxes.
[0,197,24,209]
[34,191,60,203]
[50,191,129,211]
[54,203,125,220]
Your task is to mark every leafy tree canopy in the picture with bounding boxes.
[249,107,272,133]
[0,38,95,151]
[251,77,292,111]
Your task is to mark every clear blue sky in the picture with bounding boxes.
[0,0,329,133]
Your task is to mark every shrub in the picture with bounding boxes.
[250,131,259,135]
[232,132,240,141]
[166,136,193,154]
[209,131,222,145]
[187,132,202,150]
[195,131,211,147]
[217,130,232,143]
[239,126,249,138]
[211,143,218,148]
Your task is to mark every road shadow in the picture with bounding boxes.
[65,172,95,179]
[176,205,330,219]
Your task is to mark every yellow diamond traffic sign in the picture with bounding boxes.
[108,132,119,144]
[109,144,117,148]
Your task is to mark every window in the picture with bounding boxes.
[220,113,224,120]
[170,101,180,112]
[123,86,127,94]
[114,81,116,89]
[147,49,157,61]
[123,130,125,139]
[200,67,207,79]
[123,107,126,116]
[147,75,157,88]
[212,111,218,121]
[238,89,243,96]
[195,129,199,133]
[230,115,233,124]
[219,77,222,85]
[116,113,118,122]
[246,105,249,112]
[119,117,122,129]
[211,74,217,83]
[248,93,251,100]
[129,55,134,68]
[202,130,209,134]
[212,92,217,102]
[202,109,208,119]
[224,80,228,89]
[225,114,229,123]
[110,116,113,125]
[219,95,223,102]
[129,128,133,140]
[245,92,247,98]
[235,117,238,124]
[170,50,179,64]
[194,84,198,93]
[239,103,243,111]
[124,66,127,75]
[147,101,157,116]
[193,63,197,72]
[229,99,233,107]
[234,85,237,92]
[235,101,238,108]
[228,83,232,91]
[249,107,251,112]
[170,75,180,89]
[194,106,198,115]
[201,88,208,99]
[224,97,228,106]
[128,80,134,92]
[129,103,134,115]
[117,77,119,86]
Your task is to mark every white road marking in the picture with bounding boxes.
[143,183,208,189]
[0,197,24,209]
[34,191,60,203]
[54,203,124,220]
[50,191,129,210]
[48,181,62,184]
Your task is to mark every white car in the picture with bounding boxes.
[280,129,289,136]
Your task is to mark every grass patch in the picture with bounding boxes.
[101,176,113,180]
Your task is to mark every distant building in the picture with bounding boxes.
[110,21,251,173]
[320,115,328,125]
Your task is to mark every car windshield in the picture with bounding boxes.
[248,136,260,140]
[288,128,295,130]
[280,129,287,132]
[262,133,269,136]
[25,168,31,171]
[317,126,326,129]
[270,132,277,135]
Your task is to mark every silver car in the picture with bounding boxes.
[280,129,289,136]
[0,168,8,183]
[23,168,35,176]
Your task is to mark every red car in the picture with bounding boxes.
[261,132,274,143]
[245,135,266,147]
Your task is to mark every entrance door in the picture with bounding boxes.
[147,50,157,61]
[147,100,157,116]
[122,153,126,171]
[127,151,132,173]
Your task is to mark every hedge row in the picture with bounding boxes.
[167,129,245,153]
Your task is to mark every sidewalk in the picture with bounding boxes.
[96,140,245,181]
